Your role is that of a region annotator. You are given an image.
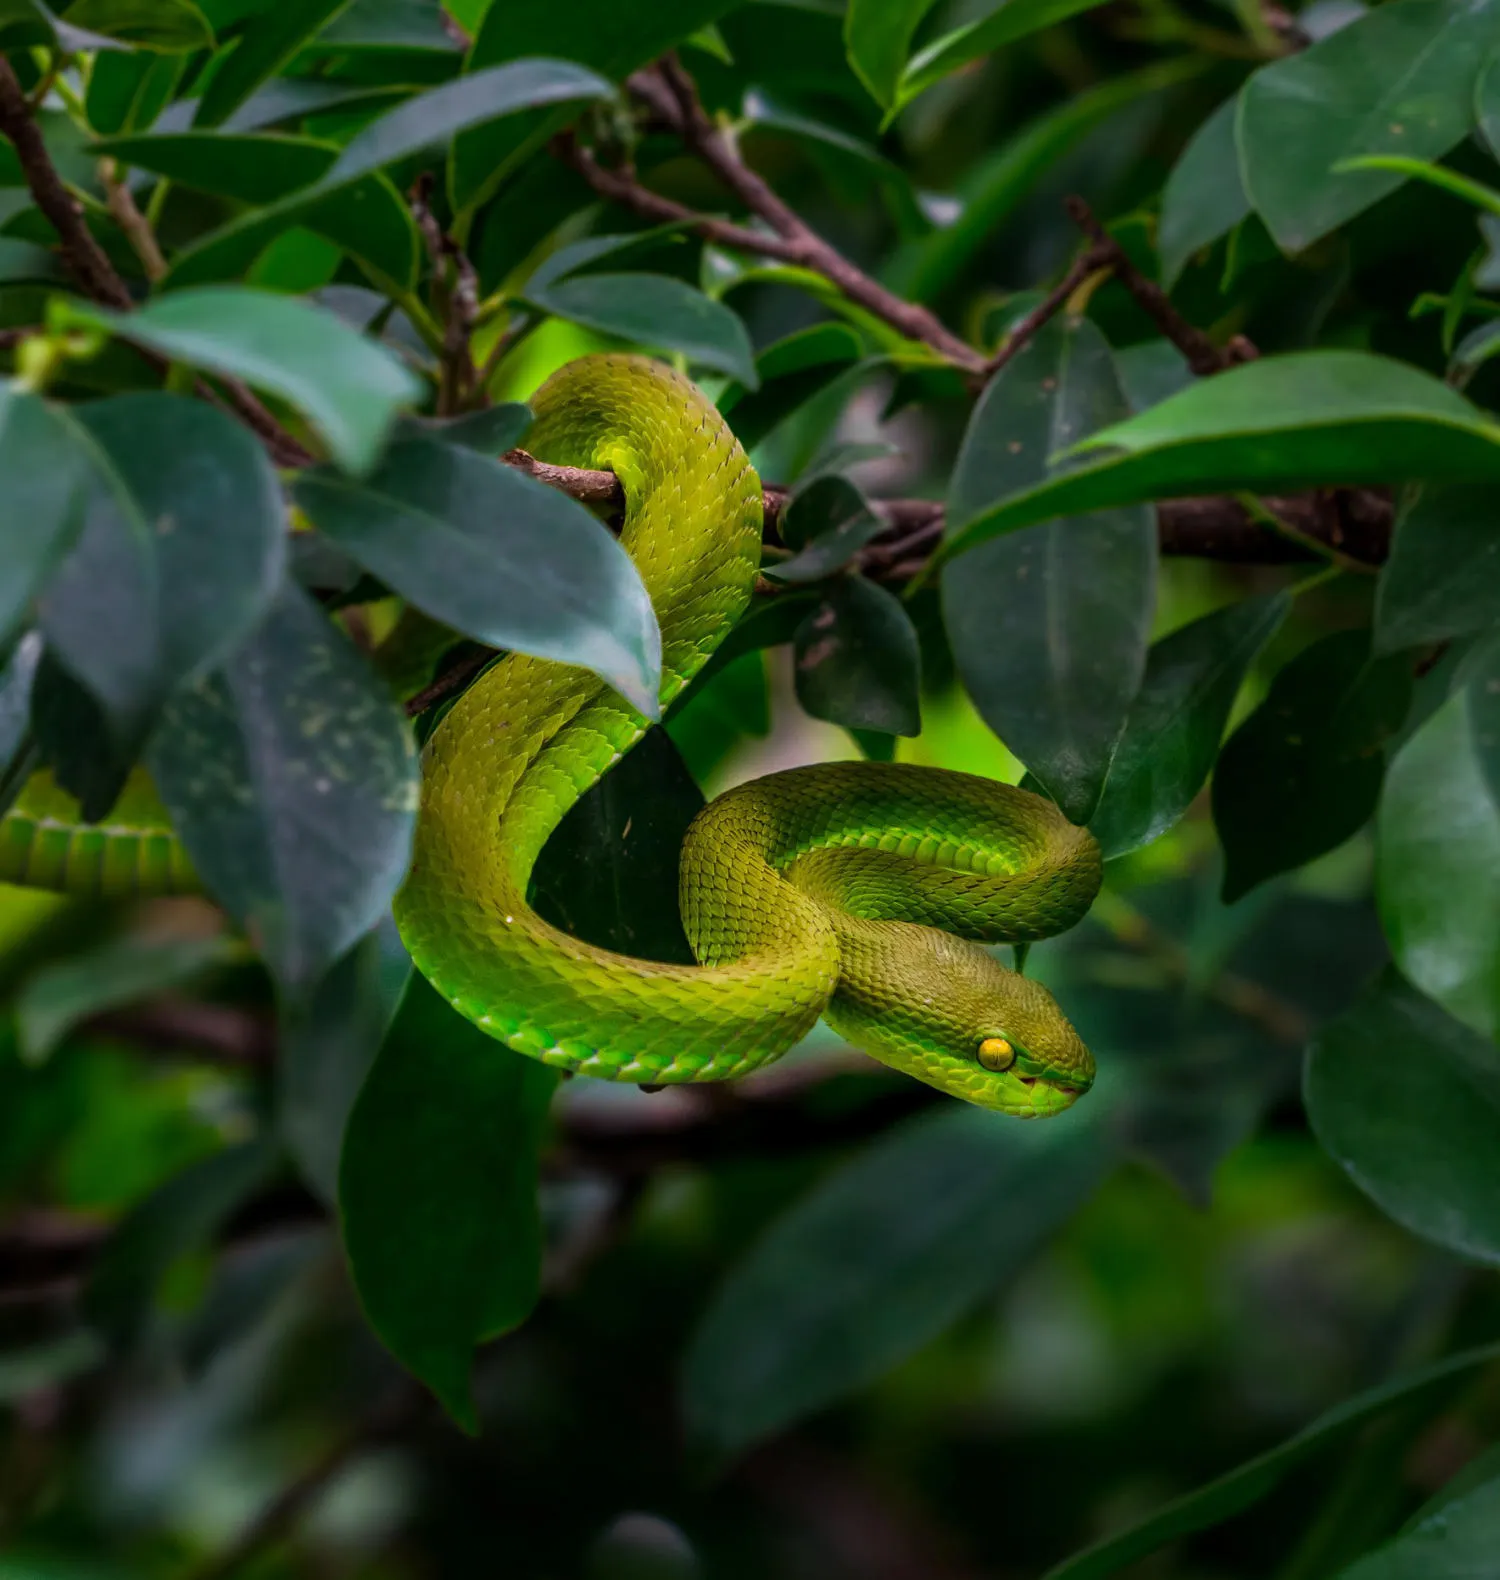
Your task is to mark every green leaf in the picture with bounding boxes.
[404,402,530,454]
[1306,969,1500,1265]
[452,0,739,213]
[81,1139,278,1346]
[312,0,459,50]
[339,972,558,1430]
[934,353,1500,572]
[146,580,419,996]
[765,475,885,584]
[193,0,353,127]
[1334,1473,1500,1578]
[17,933,229,1065]
[86,50,186,134]
[29,651,134,820]
[1212,630,1412,902]
[945,316,1155,824]
[323,58,610,189]
[531,726,702,965]
[1238,0,1500,252]
[720,323,864,450]
[96,131,336,203]
[37,393,286,758]
[1375,485,1500,652]
[794,575,921,736]
[0,386,92,652]
[76,289,423,474]
[292,434,662,719]
[683,1103,1111,1460]
[61,0,213,50]
[1479,46,1500,157]
[1377,678,1500,1040]
[894,0,1116,112]
[522,272,757,387]
[1090,593,1290,860]
[843,0,932,108]
[1042,1340,1500,1580]
[279,917,409,1205]
[1158,96,1249,289]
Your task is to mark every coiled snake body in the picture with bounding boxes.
[0,355,1103,1117]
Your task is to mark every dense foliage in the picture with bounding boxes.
[1,0,1499,1576]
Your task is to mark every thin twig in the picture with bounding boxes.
[410,174,479,415]
[983,244,1115,379]
[1065,195,1257,376]
[98,156,167,283]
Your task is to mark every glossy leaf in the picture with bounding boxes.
[1213,630,1412,902]
[96,130,336,203]
[1158,96,1249,289]
[683,1103,1111,1459]
[278,917,409,1205]
[1375,484,1500,651]
[766,474,885,584]
[843,0,930,108]
[292,434,661,718]
[720,323,864,451]
[405,402,531,455]
[794,576,921,736]
[0,386,93,651]
[1090,593,1290,859]
[193,0,353,127]
[452,0,739,212]
[531,726,702,965]
[86,49,186,134]
[37,394,286,758]
[340,972,558,1430]
[1306,969,1500,1265]
[147,580,419,995]
[82,1139,278,1346]
[1378,681,1500,1039]
[522,272,757,386]
[1238,0,1500,252]
[62,0,213,50]
[1335,1475,1500,1578]
[946,317,1155,823]
[77,289,422,474]
[17,933,228,1065]
[936,353,1500,571]
[1044,1341,1500,1580]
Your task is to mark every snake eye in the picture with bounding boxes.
[977,1036,1015,1072]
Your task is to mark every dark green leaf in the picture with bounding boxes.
[86,49,186,134]
[61,0,213,49]
[1306,969,1500,1264]
[794,576,921,736]
[946,316,1155,823]
[324,58,610,189]
[1335,1474,1500,1578]
[683,1103,1111,1459]
[1213,630,1412,902]
[935,353,1500,572]
[0,387,92,651]
[77,290,422,474]
[1238,0,1500,252]
[531,726,702,965]
[17,932,229,1065]
[279,917,409,1204]
[193,0,353,127]
[720,323,864,451]
[404,402,530,454]
[843,0,930,108]
[29,650,133,820]
[1375,484,1500,652]
[292,435,661,718]
[339,972,558,1430]
[452,0,740,213]
[1043,1341,1500,1580]
[146,579,419,995]
[766,475,885,584]
[1158,96,1249,289]
[1377,674,1500,1039]
[96,131,336,203]
[1091,594,1290,859]
[522,273,757,386]
[313,0,459,49]
[37,394,286,758]
[82,1139,278,1346]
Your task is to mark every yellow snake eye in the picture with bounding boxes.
[977,1037,1015,1072]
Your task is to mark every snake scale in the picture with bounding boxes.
[1,355,1103,1117]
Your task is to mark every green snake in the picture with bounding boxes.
[1,355,1103,1117]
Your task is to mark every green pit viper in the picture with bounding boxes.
[1,354,1103,1117]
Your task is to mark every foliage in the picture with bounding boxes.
[0,2,1497,1578]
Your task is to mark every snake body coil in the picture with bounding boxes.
[394,356,1102,1117]
[0,355,1103,1117]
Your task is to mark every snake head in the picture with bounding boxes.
[825,925,1095,1119]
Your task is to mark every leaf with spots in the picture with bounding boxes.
[147,578,419,997]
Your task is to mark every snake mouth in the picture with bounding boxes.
[1014,1071,1090,1099]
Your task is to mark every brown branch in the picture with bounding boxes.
[983,244,1115,379]
[410,174,478,415]
[98,157,166,283]
[87,1000,275,1066]
[1066,195,1257,376]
